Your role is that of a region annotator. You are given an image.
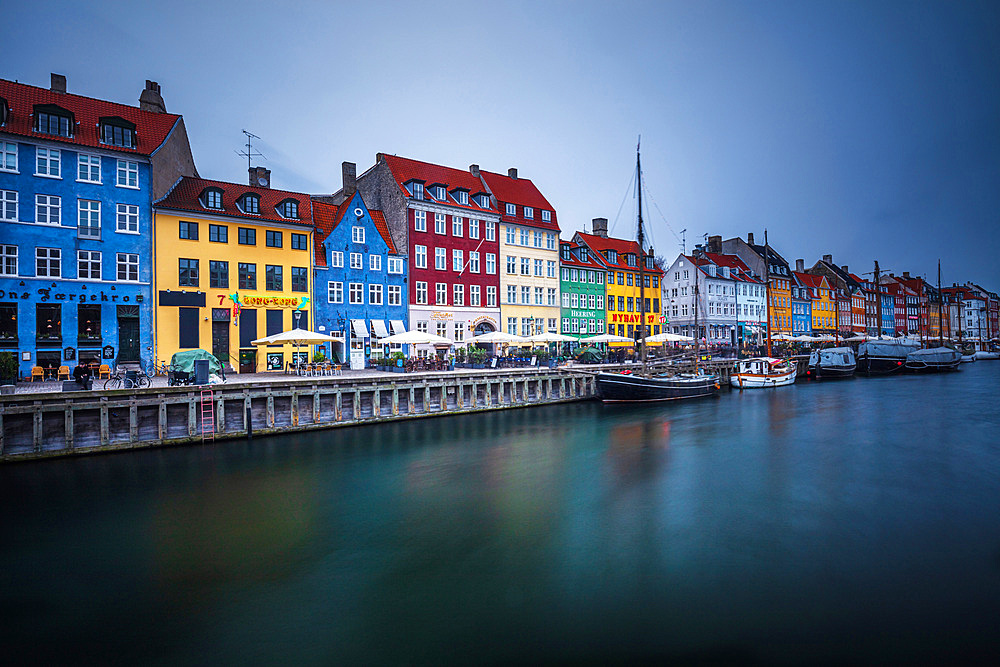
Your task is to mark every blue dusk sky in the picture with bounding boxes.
[7,0,999,287]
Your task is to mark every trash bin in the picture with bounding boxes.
[193,359,210,385]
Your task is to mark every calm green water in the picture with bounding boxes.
[3,365,1000,665]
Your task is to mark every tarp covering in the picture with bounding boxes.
[169,349,223,375]
[857,341,921,358]
[576,346,604,363]
[907,347,962,364]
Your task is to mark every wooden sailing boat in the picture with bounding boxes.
[595,142,719,402]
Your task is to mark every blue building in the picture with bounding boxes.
[790,276,813,335]
[0,74,196,379]
[312,184,407,368]
[880,288,895,336]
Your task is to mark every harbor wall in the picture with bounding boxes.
[0,369,596,463]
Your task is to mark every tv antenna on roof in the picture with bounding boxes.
[679,229,686,255]
[235,129,266,170]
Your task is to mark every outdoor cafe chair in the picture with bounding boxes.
[98,364,111,379]
[57,365,70,381]
[31,366,44,382]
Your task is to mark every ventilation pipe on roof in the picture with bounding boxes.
[469,164,480,178]
[796,259,804,272]
[139,80,166,113]
[508,168,517,179]
[50,73,67,94]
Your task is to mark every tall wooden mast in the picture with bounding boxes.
[636,140,648,375]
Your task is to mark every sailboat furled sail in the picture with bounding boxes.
[594,141,719,403]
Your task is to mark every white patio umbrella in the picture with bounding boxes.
[579,333,634,343]
[379,330,453,346]
[770,332,795,341]
[470,331,528,344]
[252,328,345,371]
[812,334,837,342]
[842,334,867,342]
[645,331,695,343]
[526,332,578,343]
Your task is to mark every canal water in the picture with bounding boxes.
[2,364,1000,665]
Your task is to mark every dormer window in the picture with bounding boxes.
[34,105,73,137]
[0,97,8,125]
[201,188,223,209]
[580,248,588,262]
[476,194,491,208]
[561,246,571,261]
[541,210,551,222]
[278,199,299,219]
[454,190,469,205]
[626,254,637,267]
[240,193,260,214]
[99,117,136,148]
[433,185,446,200]
[407,181,424,199]
[505,203,516,216]
[524,206,534,219]
[606,250,618,264]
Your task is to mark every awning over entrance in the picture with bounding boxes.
[371,320,389,338]
[390,320,406,335]
[351,319,369,338]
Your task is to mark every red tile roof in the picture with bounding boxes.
[479,169,560,232]
[155,177,314,227]
[793,271,827,290]
[380,155,496,215]
[0,78,181,155]
[576,232,662,275]
[702,252,762,283]
[311,197,396,269]
[559,241,609,270]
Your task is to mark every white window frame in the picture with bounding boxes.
[77,250,102,280]
[388,284,401,306]
[487,286,497,307]
[541,209,551,222]
[0,142,16,172]
[352,226,365,243]
[36,247,61,278]
[524,206,533,219]
[0,245,18,276]
[115,203,139,233]
[469,251,480,273]
[77,199,101,238]
[485,220,495,241]
[116,159,139,188]
[453,284,464,306]
[369,283,383,305]
[414,209,427,232]
[452,249,463,272]
[468,218,479,239]
[116,252,139,282]
[416,281,428,304]
[77,154,101,183]
[370,255,381,271]
[435,213,446,235]
[435,247,446,271]
[388,257,404,274]
[35,194,61,225]
[415,245,427,269]
[35,147,61,178]
[328,281,344,303]
[506,203,516,216]
[486,253,496,275]
[0,190,17,221]
[507,285,517,304]
[436,282,447,305]
[331,251,344,268]
[452,216,463,237]
[547,260,556,278]
[349,282,364,305]
[534,259,543,276]
[470,284,481,306]
[548,288,557,306]
[546,233,556,250]
[350,252,363,269]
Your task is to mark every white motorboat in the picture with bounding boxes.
[730,357,797,389]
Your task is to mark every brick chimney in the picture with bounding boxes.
[469,164,480,178]
[50,73,66,94]
[747,232,754,245]
[508,167,518,179]
[903,271,911,279]
[139,80,166,113]
[708,235,721,253]
[842,265,849,273]
[591,217,608,238]
[249,166,271,188]
[823,254,833,264]
[796,258,804,272]
[342,161,357,198]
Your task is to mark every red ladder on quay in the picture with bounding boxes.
[200,389,215,442]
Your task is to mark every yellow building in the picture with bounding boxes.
[153,172,313,373]
[795,272,836,333]
[575,226,663,343]
[480,168,562,336]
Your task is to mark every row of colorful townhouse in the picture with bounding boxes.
[3,74,997,380]
[659,234,1000,350]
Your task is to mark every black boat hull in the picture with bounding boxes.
[595,372,719,402]
[856,355,907,376]
[809,364,856,379]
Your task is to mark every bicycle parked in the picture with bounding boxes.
[104,366,151,390]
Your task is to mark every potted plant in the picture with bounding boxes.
[390,351,406,372]
[455,347,467,367]
[312,350,327,363]
[470,348,486,369]
[0,351,18,385]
